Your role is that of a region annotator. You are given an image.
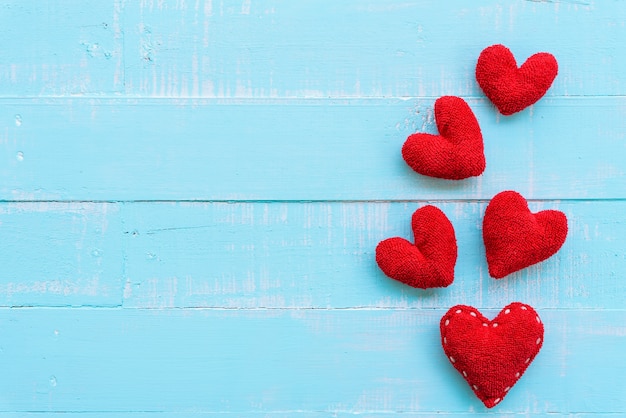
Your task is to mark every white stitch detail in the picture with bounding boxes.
[494,398,501,404]
[456,309,462,314]
[449,356,456,363]
[504,386,510,392]
[536,316,541,323]
[525,358,530,364]
[515,372,520,378]
[521,306,527,310]
[444,337,447,344]
[504,309,510,314]
[463,371,467,377]
[536,338,541,345]
[444,319,450,326]
[492,323,498,328]
[483,323,487,327]
[470,312,477,317]
[473,385,478,390]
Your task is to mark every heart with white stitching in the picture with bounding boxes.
[440,302,544,408]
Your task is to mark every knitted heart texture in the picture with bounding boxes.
[376,205,457,289]
[402,96,485,180]
[483,190,568,279]
[384,44,561,408]
[476,44,558,115]
[440,302,544,408]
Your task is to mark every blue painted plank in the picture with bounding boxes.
[0,415,621,418]
[122,201,626,309]
[0,1,123,96]
[121,0,625,98]
[2,1,624,99]
[0,308,623,414]
[0,414,621,418]
[0,202,122,307]
[1,1,624,416]
[2,199,622,311]
[1,98,624,201]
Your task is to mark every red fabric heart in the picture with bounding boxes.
[440,302,544,408]
[375,205,457,288]
[476,44,558,115]
[401,96,485,180]
[483,190,568,279]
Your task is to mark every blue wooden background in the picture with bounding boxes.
[1,1,625,416]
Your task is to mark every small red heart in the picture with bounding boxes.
[441,302,544,408]
[476,44,558,115]
[375,205,457,289]
[402,96,485,180]
[483,190,568,279]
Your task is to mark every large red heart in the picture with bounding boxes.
[375,205,457,288]
[401,96,485,180]
[440,302,544,408]
[476,44,558,115]
[483,190,568,279]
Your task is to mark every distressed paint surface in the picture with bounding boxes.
[0,309,624,414]
[1,0,625,416]
[120,201,625,310]
[0,202,122,307]
[1,98,625,201]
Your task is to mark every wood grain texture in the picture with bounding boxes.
[2,1,624,98]
[1,98,625,201]
[1,0,625,416]
[0,1,123,96]
[0,308,624,414]
[121,0,624,99]
[0,202,122,307]
[3,201,623,310]
[0,415,621,418]
[121,201,626,310]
